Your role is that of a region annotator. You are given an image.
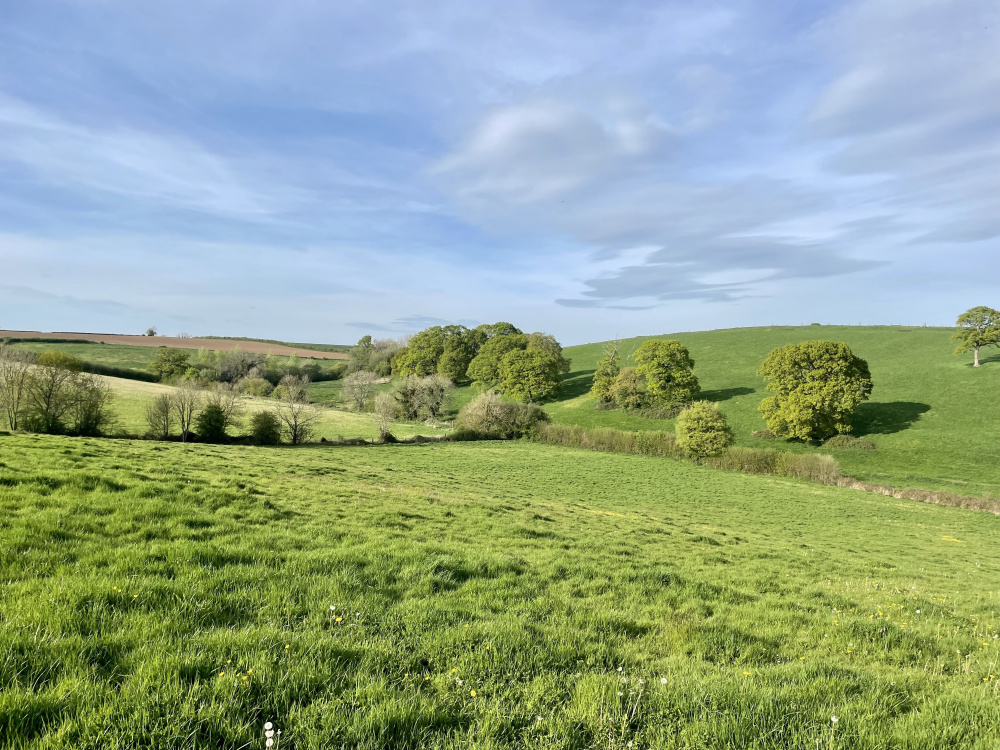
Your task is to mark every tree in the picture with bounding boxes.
[371,391,398,442]
[171,382,202,443]
[438,335,478,382]
[220,349,264,382]
[23,358,80,433]
[145,327,157,337]
[145,394,174,439]
[758,340,873,440]
[590,341,621,405]
[275,375,318,445]
[498,349,561,402]
[633,340,700,409]
[526,332,571,374]
[611,367,644,410]
[467,334,528,389]
[418,374,451,418]
[342,371,379,411]
[0,347,35,430]
[393,327,447,376]
[147,349,191,381]
[952,306,1000,367]
[675,401,733,460]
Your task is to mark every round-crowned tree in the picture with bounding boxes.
[757,340,873,440]
[632,340,700,409]
[675,401,733,459]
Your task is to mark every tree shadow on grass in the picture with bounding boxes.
[558,369,596,400]
[700,386,756,402]
[853,401,931,436]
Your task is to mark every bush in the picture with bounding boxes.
[195,403,228,443]
[675,401,734,459]
[752,429,777,440]
[456,391,549,439]
[249,411,282,445]
[824,434,877,450]
[240,377,274,397]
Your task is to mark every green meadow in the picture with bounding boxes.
[2,434,1000,748]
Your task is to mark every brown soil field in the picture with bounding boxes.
[0,330,348,360]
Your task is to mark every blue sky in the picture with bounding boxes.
[1,0,997,345]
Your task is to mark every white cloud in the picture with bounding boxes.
[432,98,672,206]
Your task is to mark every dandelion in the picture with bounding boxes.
[617,692,623,697]
[743,671,751,676]
[285,645,290,649]
[831,716,838,724]
[660,677,667,685]
[470,690,477,697]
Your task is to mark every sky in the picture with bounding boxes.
[0,0,997,345]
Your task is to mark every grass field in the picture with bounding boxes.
[546,326,1000,499]
[86,376,444,442]
[2,434,999,748]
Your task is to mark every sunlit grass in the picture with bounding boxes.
[2,434,1000,747]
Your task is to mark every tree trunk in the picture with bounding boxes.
[974,345,980,367]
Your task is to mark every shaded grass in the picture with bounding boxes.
[2,435,1000,747]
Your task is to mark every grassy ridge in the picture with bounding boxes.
[553,326,1000,497]
[2,435,1000,748]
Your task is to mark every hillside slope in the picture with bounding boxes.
[552,326,1000,497]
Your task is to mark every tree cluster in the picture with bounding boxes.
[590,339,700,414]
[143,375,317,444]
[146,347,344,387]
[385,323,569,403]
[0,347,116,436]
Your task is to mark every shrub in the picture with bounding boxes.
[675,401,734,459]
[195,403,228,443]
[824,434,877,450]
[249,411,282,445]
[456,391,549,439]
[240,377,274,398]
[752,429,777,440]
[372,391,398,443]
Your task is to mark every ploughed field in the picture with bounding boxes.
[2,435,999,748]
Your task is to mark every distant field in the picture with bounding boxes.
[542,326,1000,498]
[0,330,348,360]
[2,434,999,748]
